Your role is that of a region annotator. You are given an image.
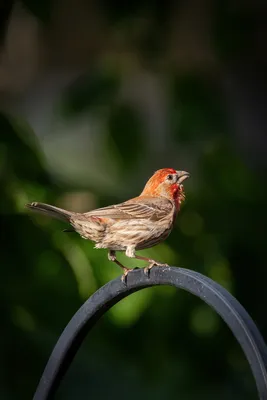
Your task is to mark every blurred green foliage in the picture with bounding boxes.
[1,1,267,400]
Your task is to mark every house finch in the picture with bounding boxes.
[26,168,189,283]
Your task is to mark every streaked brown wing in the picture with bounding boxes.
[84,196,173,221]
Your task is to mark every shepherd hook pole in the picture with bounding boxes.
[33,266,267,400]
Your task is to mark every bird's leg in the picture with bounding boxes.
[108,250,134,284]
[125,247,168,277]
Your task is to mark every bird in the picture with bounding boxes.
[26,168,189,283]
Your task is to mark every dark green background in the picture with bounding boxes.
[1,1,267,399]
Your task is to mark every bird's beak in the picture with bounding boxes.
[176,170,190,184]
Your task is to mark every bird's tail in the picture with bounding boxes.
[26,202,74,222]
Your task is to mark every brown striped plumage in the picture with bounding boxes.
[26,168,189,282]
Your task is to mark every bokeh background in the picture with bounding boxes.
[1,1,267,399]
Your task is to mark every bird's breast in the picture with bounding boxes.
[106,216,173,250]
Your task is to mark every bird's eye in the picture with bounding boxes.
[167,174,173,181]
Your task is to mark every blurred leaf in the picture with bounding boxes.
[0,113,49,183]
[21,0,52,23]
[60,70,120,117]
[214,1,256,60]
[171,74,226,142]
[107,103,145,169]
[100,0,175,25]
[0,0,14,45]
[190,304,220,336]
[108,289,153,327]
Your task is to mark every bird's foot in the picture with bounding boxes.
[121,267,135,285]
[144,261,169,277]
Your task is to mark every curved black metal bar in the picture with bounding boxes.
[33,266,267,400]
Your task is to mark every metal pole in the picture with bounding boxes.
[33,266,267,400]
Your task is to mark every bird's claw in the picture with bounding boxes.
[121,268,134,285]
[144,264,154,277]
[144,261,168,277]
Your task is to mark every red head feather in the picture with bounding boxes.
[140,168,189,207]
